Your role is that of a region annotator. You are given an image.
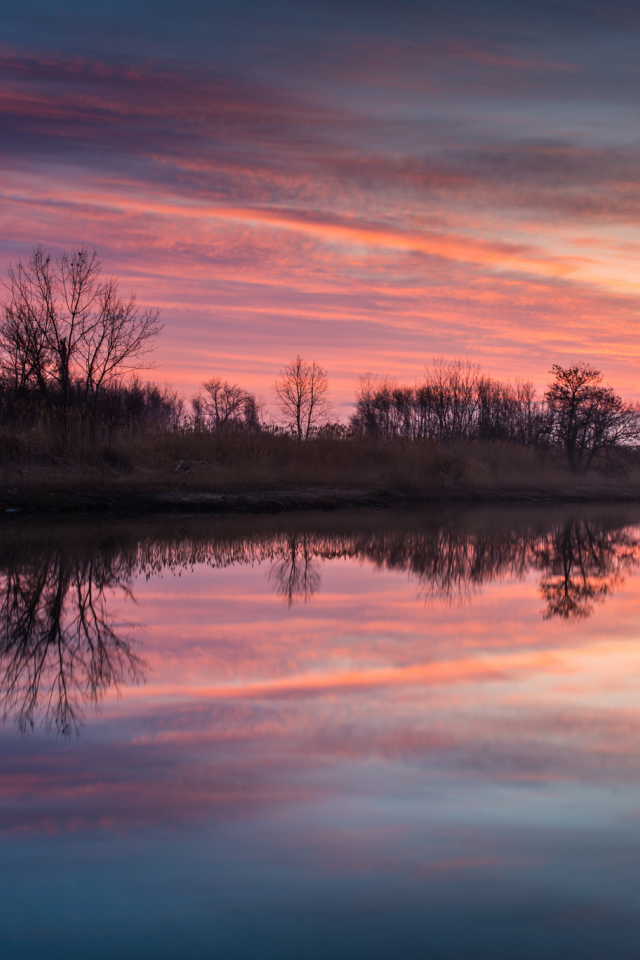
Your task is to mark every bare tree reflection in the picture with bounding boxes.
[0,550,145,734]
[261,515,640,620]
[1,509,639,737]
[354,526,531,607]
[354,520,640,620]
[535,519,639,619]
[269,533,320,606]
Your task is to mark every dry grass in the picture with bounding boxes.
[1,421,640,504]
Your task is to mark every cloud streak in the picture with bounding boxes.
[2,4,640,401]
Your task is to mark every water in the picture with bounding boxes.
[2,505,640,958]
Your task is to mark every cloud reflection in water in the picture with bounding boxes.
[1,507,639,734]
[3,509,640,956]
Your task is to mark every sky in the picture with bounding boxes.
[2,1,640,413]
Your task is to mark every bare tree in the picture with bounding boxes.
[273,355,331,439]
[426,358,479,440]
[351,360,542,444]
[194,376,259,430]
[0,245,162,422]
[78,275,163,418]
[545,363,640,472]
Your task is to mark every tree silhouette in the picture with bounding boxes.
[545,363,640,472]
[0,245,162,423]
[194,376,259,431]
[273,355,331,440]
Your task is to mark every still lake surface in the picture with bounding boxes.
[2,505,640,958]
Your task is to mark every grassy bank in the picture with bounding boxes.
[2,423,640,516]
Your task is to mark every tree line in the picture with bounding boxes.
[350,359,640,472]
[1,246,639,473]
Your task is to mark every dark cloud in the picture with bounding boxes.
[2,43,640,223]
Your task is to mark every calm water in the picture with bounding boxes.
[3,505,640,959]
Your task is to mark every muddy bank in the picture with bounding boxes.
[3,484,640,519]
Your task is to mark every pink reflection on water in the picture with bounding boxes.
[3,516,640,838]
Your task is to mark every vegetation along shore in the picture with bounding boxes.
[2,246,640,518]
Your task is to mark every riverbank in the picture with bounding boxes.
[3,434,640,517]
[4,481,640,519]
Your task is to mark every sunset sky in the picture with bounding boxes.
[3,1,640,413]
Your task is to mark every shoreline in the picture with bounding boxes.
[4,484,640,519]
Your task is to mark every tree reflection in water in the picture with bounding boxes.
[2,510,640,733]
[536,519,640,619]
[269,533,320,606]
[265,515,640,619]
[0,548,145,734]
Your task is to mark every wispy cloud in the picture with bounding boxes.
[1,2,640,400]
